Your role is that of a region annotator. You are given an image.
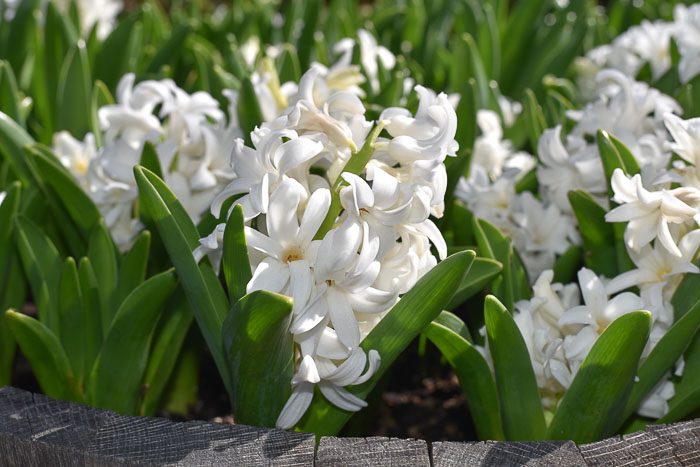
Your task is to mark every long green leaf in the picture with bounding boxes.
[548,311,652,443]
[87,222,119,331]
[223,290,294,427]
[568,190,617,277]
[134,166,230,391]
[140,288,194,416]
[78,257,102,376]
[58,257,85,389]
[0,182,21,385]
[426,316,504,440]
[14,215,62,332]
[622,300,700,421]
[659,335,700,424]
[56,40,92,137]
[89,269,177,414]
[299,250,475,435]
[113,230,151,309]
[0,61,24,127]
[485,295,546,440]
[0,111,34,184]
[223,204,251,303]
[447,257,502,309]
[237,77,264,145]
[5,309,79,401]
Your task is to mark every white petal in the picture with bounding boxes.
[318,382,367,411]
[275,382,314,430]
[327,288,360,348]
[298,188,331,249]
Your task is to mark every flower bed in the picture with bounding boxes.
[1,0,700,454]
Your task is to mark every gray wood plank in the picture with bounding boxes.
[645,421,700,466]
[579,428,688,467]
[315,436,430,466]
[432,440,586,466]
[174,421,315,466]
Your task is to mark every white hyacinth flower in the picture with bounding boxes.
[605,168,700,257]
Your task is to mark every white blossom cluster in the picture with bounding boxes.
[1,0,122,39]
[53,73,239,250]
[196,59,457,428]
[242,28,408,124]
[577,4,700,98]
[455,106,579,281]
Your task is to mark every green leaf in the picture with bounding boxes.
[473,217,529,310]
[597,130,640,197]
[0,181,21,385]
[523,89,548,155]
[0,61,25,127]
[622,300,700,422]
[140,288,193,416]
[139,141,163,179]
[0,111,34,184]
[90,80,114,148]
[94,12,141,90]
[223,204,252,303]
[5,309,79,401]
[568,190,617,277]
[432,310,473,343]
[237,77,264,145]
[548,311,652,443]
[144,24,190,75]
[113,230,151,310]
[447,257,502,310]
[660,335,700,424]
[89,269,177,414]
[223,290,294,427]
[56,40,92,137]
[78,257,102,376]
[134,166,230,392]
[485,295,546,440]
[299,250,476,435]
[58,257,85,389]
[552,245,582,284]
[426,314,504,440]
[671,260,700,321]
[87,222,119,332]
[14,215,62,332]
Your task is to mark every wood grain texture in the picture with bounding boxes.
[0,386,315,466]
[432,440,586,466]
[577,422,700,467]
[316,436,430,466]
[2,387,700,466]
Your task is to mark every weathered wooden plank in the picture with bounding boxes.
[315,436,430,466]
[645,421,700,466]
[1,387,315,466]
[174,421,316,466]
[579,428,685,467]
[0,387,120,466]
[432,440,586,466]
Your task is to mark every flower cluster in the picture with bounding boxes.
[576,4,700,97]
[198,63,457,428]
[53,73,239,250]
[459,44,700,417]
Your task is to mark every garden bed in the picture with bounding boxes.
[1,386,698,466]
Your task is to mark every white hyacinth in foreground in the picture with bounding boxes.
[53,73,239,250]
[197,62,457,428]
